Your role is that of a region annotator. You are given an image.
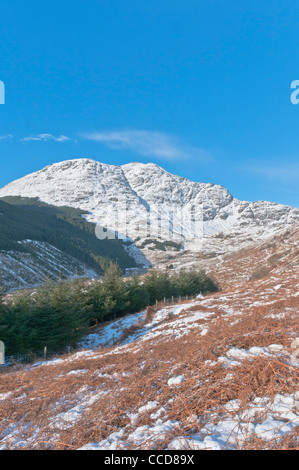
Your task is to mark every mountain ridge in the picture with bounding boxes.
[1,157,297,207]
[0,159,297,251]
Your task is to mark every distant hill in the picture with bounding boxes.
[0,197,138,290]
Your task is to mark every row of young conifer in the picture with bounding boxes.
[0,264,218,355]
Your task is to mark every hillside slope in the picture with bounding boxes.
[0,240,97,291]
[0,198,138,290]
[148,222,299,290]
[0,229,298,450]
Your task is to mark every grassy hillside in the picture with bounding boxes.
[0,261,297,450]
[0,196,137,274]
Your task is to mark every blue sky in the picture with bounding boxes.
[0,0,299,207]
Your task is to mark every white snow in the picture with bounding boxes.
[168,391,299,450]
[0,392,12,401]
[138,401,159,414]
[0,158,297,249]
[167,375,185,386]
[78,419,180,450]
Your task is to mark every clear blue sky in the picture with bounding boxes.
[0,0,299,207]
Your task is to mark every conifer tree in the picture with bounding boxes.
[101,263,128,318]
[127,274,150,312]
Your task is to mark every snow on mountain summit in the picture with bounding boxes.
[0,158,298,245]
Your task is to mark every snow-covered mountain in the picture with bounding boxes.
[0,158,298,252]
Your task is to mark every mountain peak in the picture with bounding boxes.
[0,159,298,246]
